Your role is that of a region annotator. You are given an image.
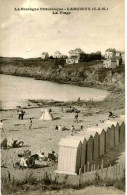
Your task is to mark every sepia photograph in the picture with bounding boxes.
[0,0,125,194]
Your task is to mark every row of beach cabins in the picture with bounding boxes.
[55,116,125,175]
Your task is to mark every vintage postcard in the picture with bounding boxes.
[0,0,125,194]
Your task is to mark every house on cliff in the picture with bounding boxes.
[54,51,62,58]
[41,52,49,59]
[105,48,116,59]
[66,48,85,64]
[103,56,122,69]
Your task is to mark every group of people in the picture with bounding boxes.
[1,138,24,149]
[70,124,84,135]
[17,110,25,120]
[16,150,58,169]
[55,123,84,134]
[62,106,80,114]
[55,125,69,131]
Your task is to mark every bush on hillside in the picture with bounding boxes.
[97,67,109,82]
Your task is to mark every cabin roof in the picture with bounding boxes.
[66,136,86,143]
[59,138,81,147]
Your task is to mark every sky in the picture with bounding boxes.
[0,0,125,58]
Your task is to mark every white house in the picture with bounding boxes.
[41,52,49,59]
[55,138,82,175]
[103,56,121,69]
[105,49,116,59]
[66,58,78,64]
[54,51,62,58]
[66,48,85,64]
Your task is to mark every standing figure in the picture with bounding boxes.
[80,124,83,130]
[0,120,4,132]
[21,110,25,120]
[18,111,22,120]
[71,125,75,136]
[29,118,32,129]
[58,125,62,131]
[75,113,79,123]
[55,125,58,130]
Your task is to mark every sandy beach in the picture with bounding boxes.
[1,92,125,180]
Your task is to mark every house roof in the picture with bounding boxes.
[59,138,81,147]
[105,48,116,52]
[54,51,62,54]
[69,48,85,55]
[42,52,48,55]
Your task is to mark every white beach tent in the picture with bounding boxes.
[55,138,82,175]
[40,109,53,120]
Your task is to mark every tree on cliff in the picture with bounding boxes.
[53,57,65,68]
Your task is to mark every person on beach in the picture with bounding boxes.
[29,118,32,129]
[58,125,62,131]
[21,110,25,120]
[80,124,83,130]
[75,113,78,123]
[49,108,52,113]
[77,97,80,102]
[0,120,4,132]
[70,125,75,135]
[37,150,45,160]
[18,110,22,120]
[55,125,58,130]
[63,107,66,113]
[109,112,113,117]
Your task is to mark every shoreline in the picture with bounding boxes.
[0,87,124,112]
[0,72,121,91]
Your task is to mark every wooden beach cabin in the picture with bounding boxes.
[66,135,87,169]
[55,138,82,175]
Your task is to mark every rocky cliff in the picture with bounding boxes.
[0,57,125,90]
